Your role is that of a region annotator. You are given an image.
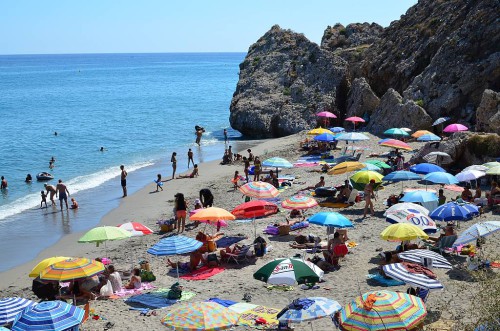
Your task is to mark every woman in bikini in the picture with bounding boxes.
[174,193,188,233]
[171,152,177,179]
[363,179,376,218]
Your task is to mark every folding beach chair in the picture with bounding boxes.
[226,245,251,264]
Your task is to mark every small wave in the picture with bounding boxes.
[0,161,154,221]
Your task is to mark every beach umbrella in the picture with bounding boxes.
[328,161,365,175]
[39,258,105,282]
[455,170,485,183]
[443,123,468,133]
[282,195,318,210]
[239,181,279,199]
[383,171,421,182]
[231,200,278,219]
[429,202,480,222]
[423,151,452,165]
[385,209,437,233]
[417,133,441,142]
[78,226,131,246]
[463,165,488,172]
[335,132,370,142]
[482,161,500,169]
[365,159,391,169]
[400,128,412,132]
[262,156,293,177]
[118,222,153,236]
[340,290,427,331]
[161,302,239,331]
[316,111,337,118]
[350,170,383,191]
[452,221,500,247]
[147,235,202,256]
[253,258,324,285]
[409,163,445,175]
[432,117,450,126]
[190,207,236,222]
[361,163,382,172]
[384,128,410,137]
[379,139,412,151]
[329,126,345,133]
[278,297,342,324]
[313,133,336,142]
[384,203,429,216]
[307,128,334,136]
[380,223,429,241]
[0,297,37,325]
[485,165,500,176]
[345,116,365,131]
[412,130,433,138]
[423,172,458,185]
[398,249,452,269]
[12,301,85,331]
[29,256,71,278]
[308,212,353,228]
[400,191,438,203]
[382,264,444,291]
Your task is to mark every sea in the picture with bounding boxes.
[0,52,251,272]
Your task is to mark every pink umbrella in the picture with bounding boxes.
[316,111,337,118]
[443,123,468,133]
[345,116,366,131]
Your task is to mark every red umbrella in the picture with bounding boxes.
[231,200,278,219]
[345,116,365,131]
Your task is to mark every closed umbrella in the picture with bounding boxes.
[0,297,37,325]
[254,258,324,285]
[12,301,84,331]
[382,263,444,290]
[282,195,318,210]
[380,223,429,242]
[29,256,71,278]
[350,170,383,191]
[39,258,105,282]
[417,134,441,142]
[239,181,279,199]
[118,222,153,236]
[308,212,353,228]
[412,130,433,138]
[335,132,370,142]
[384,128,410,137]
[385,209,437,233]
[423,172,458,185]
[278,297,342,324]
[161,302,239,331]
[384,203,429,216]
[328,161,365,175]
[443,123,468,133]
[398,249,452,269]
[409,163,445,175]
[452,221,500,247]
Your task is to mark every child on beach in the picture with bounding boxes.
[70,198,79,209]
[155,174,163,192]
[232,171,240,190]
[40,191,48,208]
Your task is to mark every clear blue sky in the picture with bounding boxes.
[1,1,417,55]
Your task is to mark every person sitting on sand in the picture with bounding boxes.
[474,186,482,199]
[220,244,245,262]
[107,265,122,293]
[323,232,343,265]
[79,275,101,299]
[177,164,199,179]
[299,176,325,193]
[461,186,473,202]
[286,209,305,225]
[426,222,456,244]
[336,185,351,203]
[70,198,79,209]
[125,268,141,289]
[194,199,203,210]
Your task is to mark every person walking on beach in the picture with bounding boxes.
[44,184,57,206]
[187,149,194,168]
[155,174,163,192]
[0,176,7,190]
[363,179,376,218]
[174,193,188,233]
[56,179,70,210]
[171,152,177,179]
[120,165,128,197]
[223,128,228,143]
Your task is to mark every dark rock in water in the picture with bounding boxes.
[229,25,349,138]
[346,77,380,118]
[476,89,500,135]
[365,89,432,133]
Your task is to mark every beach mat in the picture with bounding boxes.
[216,236,246,248]
[207,298,237,307]
[109,282,156,298]
[125,290,196,309]
[319,201,350,208]
[180,266,225,280]
[238,305,280,329]
[228,302,258,314]
[366,274,405,287]
[444,185,464,192]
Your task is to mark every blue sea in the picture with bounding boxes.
[0,53,249,272]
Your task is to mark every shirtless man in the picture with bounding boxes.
[195,130,203,146]
[0,176,7,190]
[56,179,70,210]
[44,184,57,206]
[120,165,128,197]
[187,149,194,168]
[299,176,325,193]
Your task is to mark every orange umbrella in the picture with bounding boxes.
[411,130,433,138]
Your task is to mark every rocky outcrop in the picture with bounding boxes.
[476,89,500,134]
[321,23,383,51]
[229,25,349,138]
[365,89,433,133]
[346,77,380,118]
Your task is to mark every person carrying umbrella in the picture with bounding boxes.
[363,179,376,218]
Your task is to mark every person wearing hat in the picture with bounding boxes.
[363,179,376,218]
[194,199,203,210]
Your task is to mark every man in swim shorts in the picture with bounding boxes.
[44,184,57,206]
[0,176,7,190]
[187,149,194,168]
[56,179,70,210]
[120,165,127,197]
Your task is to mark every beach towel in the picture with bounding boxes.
[207,298,237,307]
[228,302,258,314]
[126,290,196,309]
[235,219,254,223]
[180,266,225,280]
[238,305,280,329]
[366,274,405,287]
[444,185,464,192]
[290,221,309,231]
[293,162,321,167]
[109,282,156,298]
[216,236,246,248]
[319,201,350,208]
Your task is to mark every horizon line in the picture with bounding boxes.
[0,51,248,57]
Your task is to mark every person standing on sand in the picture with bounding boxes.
[195,129,203,146]
[0,176,7,190]
[174,193,188,233]
[253,157,262,181]
[120,165,127,197]
[363,179,376,218]
[243,157,250,182]
[56,179,70,210]
[187,149,194,168]
[44,184,57,206]
[171,152,177,179]
[223,129,228,143]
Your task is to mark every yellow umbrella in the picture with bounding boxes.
[39,258,105,281]
[328,161,365,175]
[380,223,429,241]
[307,128,334,136]
[485,165,500,175]
[411,130,433,138]
[483,162,500,169]
[190,207,236,221]
[29,256,71,278]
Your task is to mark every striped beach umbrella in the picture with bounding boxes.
[12,301,84,331]
[411,130,433,138]
[282,195,318,210]
[278,297,342,323]
[443,123,468,133]
[161,302,239,331]
[417,133,441,142]
[383,263,444,290]
[147,235,202,256]
[384,128,410,137]
[340,290,427,331]
[335,132,370,142]
[398,249,452,269]
[380,223,429,241]
[328,161,365,175]
[254,258,324,285]
[423,172,458,185]
[307,128,334,136]
[190,207,236,221]
[308,212,353,228]
[39,258,105,281]
[118,222,153,236]
[239,181,279,199]
[379,139,413,151]
[29,256,71,278]
[384,203,429,216]
[452,221,500,247]
[0,297,37,325]
[429,202,479,222]
[409,163,445,175]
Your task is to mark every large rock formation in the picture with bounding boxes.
[229,25,349,138]
[476,89,500,134]
[345,77,380,118]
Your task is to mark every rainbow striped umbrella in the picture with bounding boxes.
[411,130,433,138]
[239,181,279,199]
[379,139,413,151]
[282,195,318,210]
[161,302,239,331]
[39,258,105,281]
[340,290,427,331]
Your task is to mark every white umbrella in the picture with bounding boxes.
[423,152,452,165]
[384,202,429,216]
[453,221,500,247]
[455,170,485,183]
[463,165,488,172]
[400,128,412,132]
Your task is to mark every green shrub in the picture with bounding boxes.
[414,99,424,107]
[252,57,260,65]
[283,87,291,96]
[339,29,347,35]
[467,134,500,156]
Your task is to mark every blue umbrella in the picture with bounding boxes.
[147,235,202,256]
[384,128,410,137]
[432,117,450,126]
[410,163,446,175]
[0,297,37,325]
[400,191,438,203]
[313,133,336,142]
[308,212,353,228]
[423,172,458,185]
[361,163,382,172]
[335,132,370,142]
[429,202,479,222]
[12,301,84,331]
[262,157,293,169]
[383,263,444,291]
[417,134,441,142]
[278,297,342,323]
[329,127,345,133]
[383,171,421,182]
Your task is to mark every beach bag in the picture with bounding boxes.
[140,270,156,282]
[167,282,183,300]
[100,280,113,297]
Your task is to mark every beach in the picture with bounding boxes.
[1,131,499,331]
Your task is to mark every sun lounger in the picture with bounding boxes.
[226,245,252,264]
[424,235,458,255]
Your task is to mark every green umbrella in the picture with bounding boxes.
[78,226,132,258]
[365,159,391,169]
[350,170,383,191]
[253,258,323,285]
[384,128,410,137]
[485,166,500,175]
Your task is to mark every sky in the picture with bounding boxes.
[0,1,417,55]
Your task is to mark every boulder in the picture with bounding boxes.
[321,23,383,51]
[476,89,500,134]
[346,77,380,118]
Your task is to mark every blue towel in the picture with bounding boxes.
[207,298,237,307]
[366,274,405,287]
[126,294,176,309]
[216,236,245,248]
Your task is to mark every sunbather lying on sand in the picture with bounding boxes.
[177,164,199,179]
[296,176,325,194]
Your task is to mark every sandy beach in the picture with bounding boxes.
[1,132,499,331]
